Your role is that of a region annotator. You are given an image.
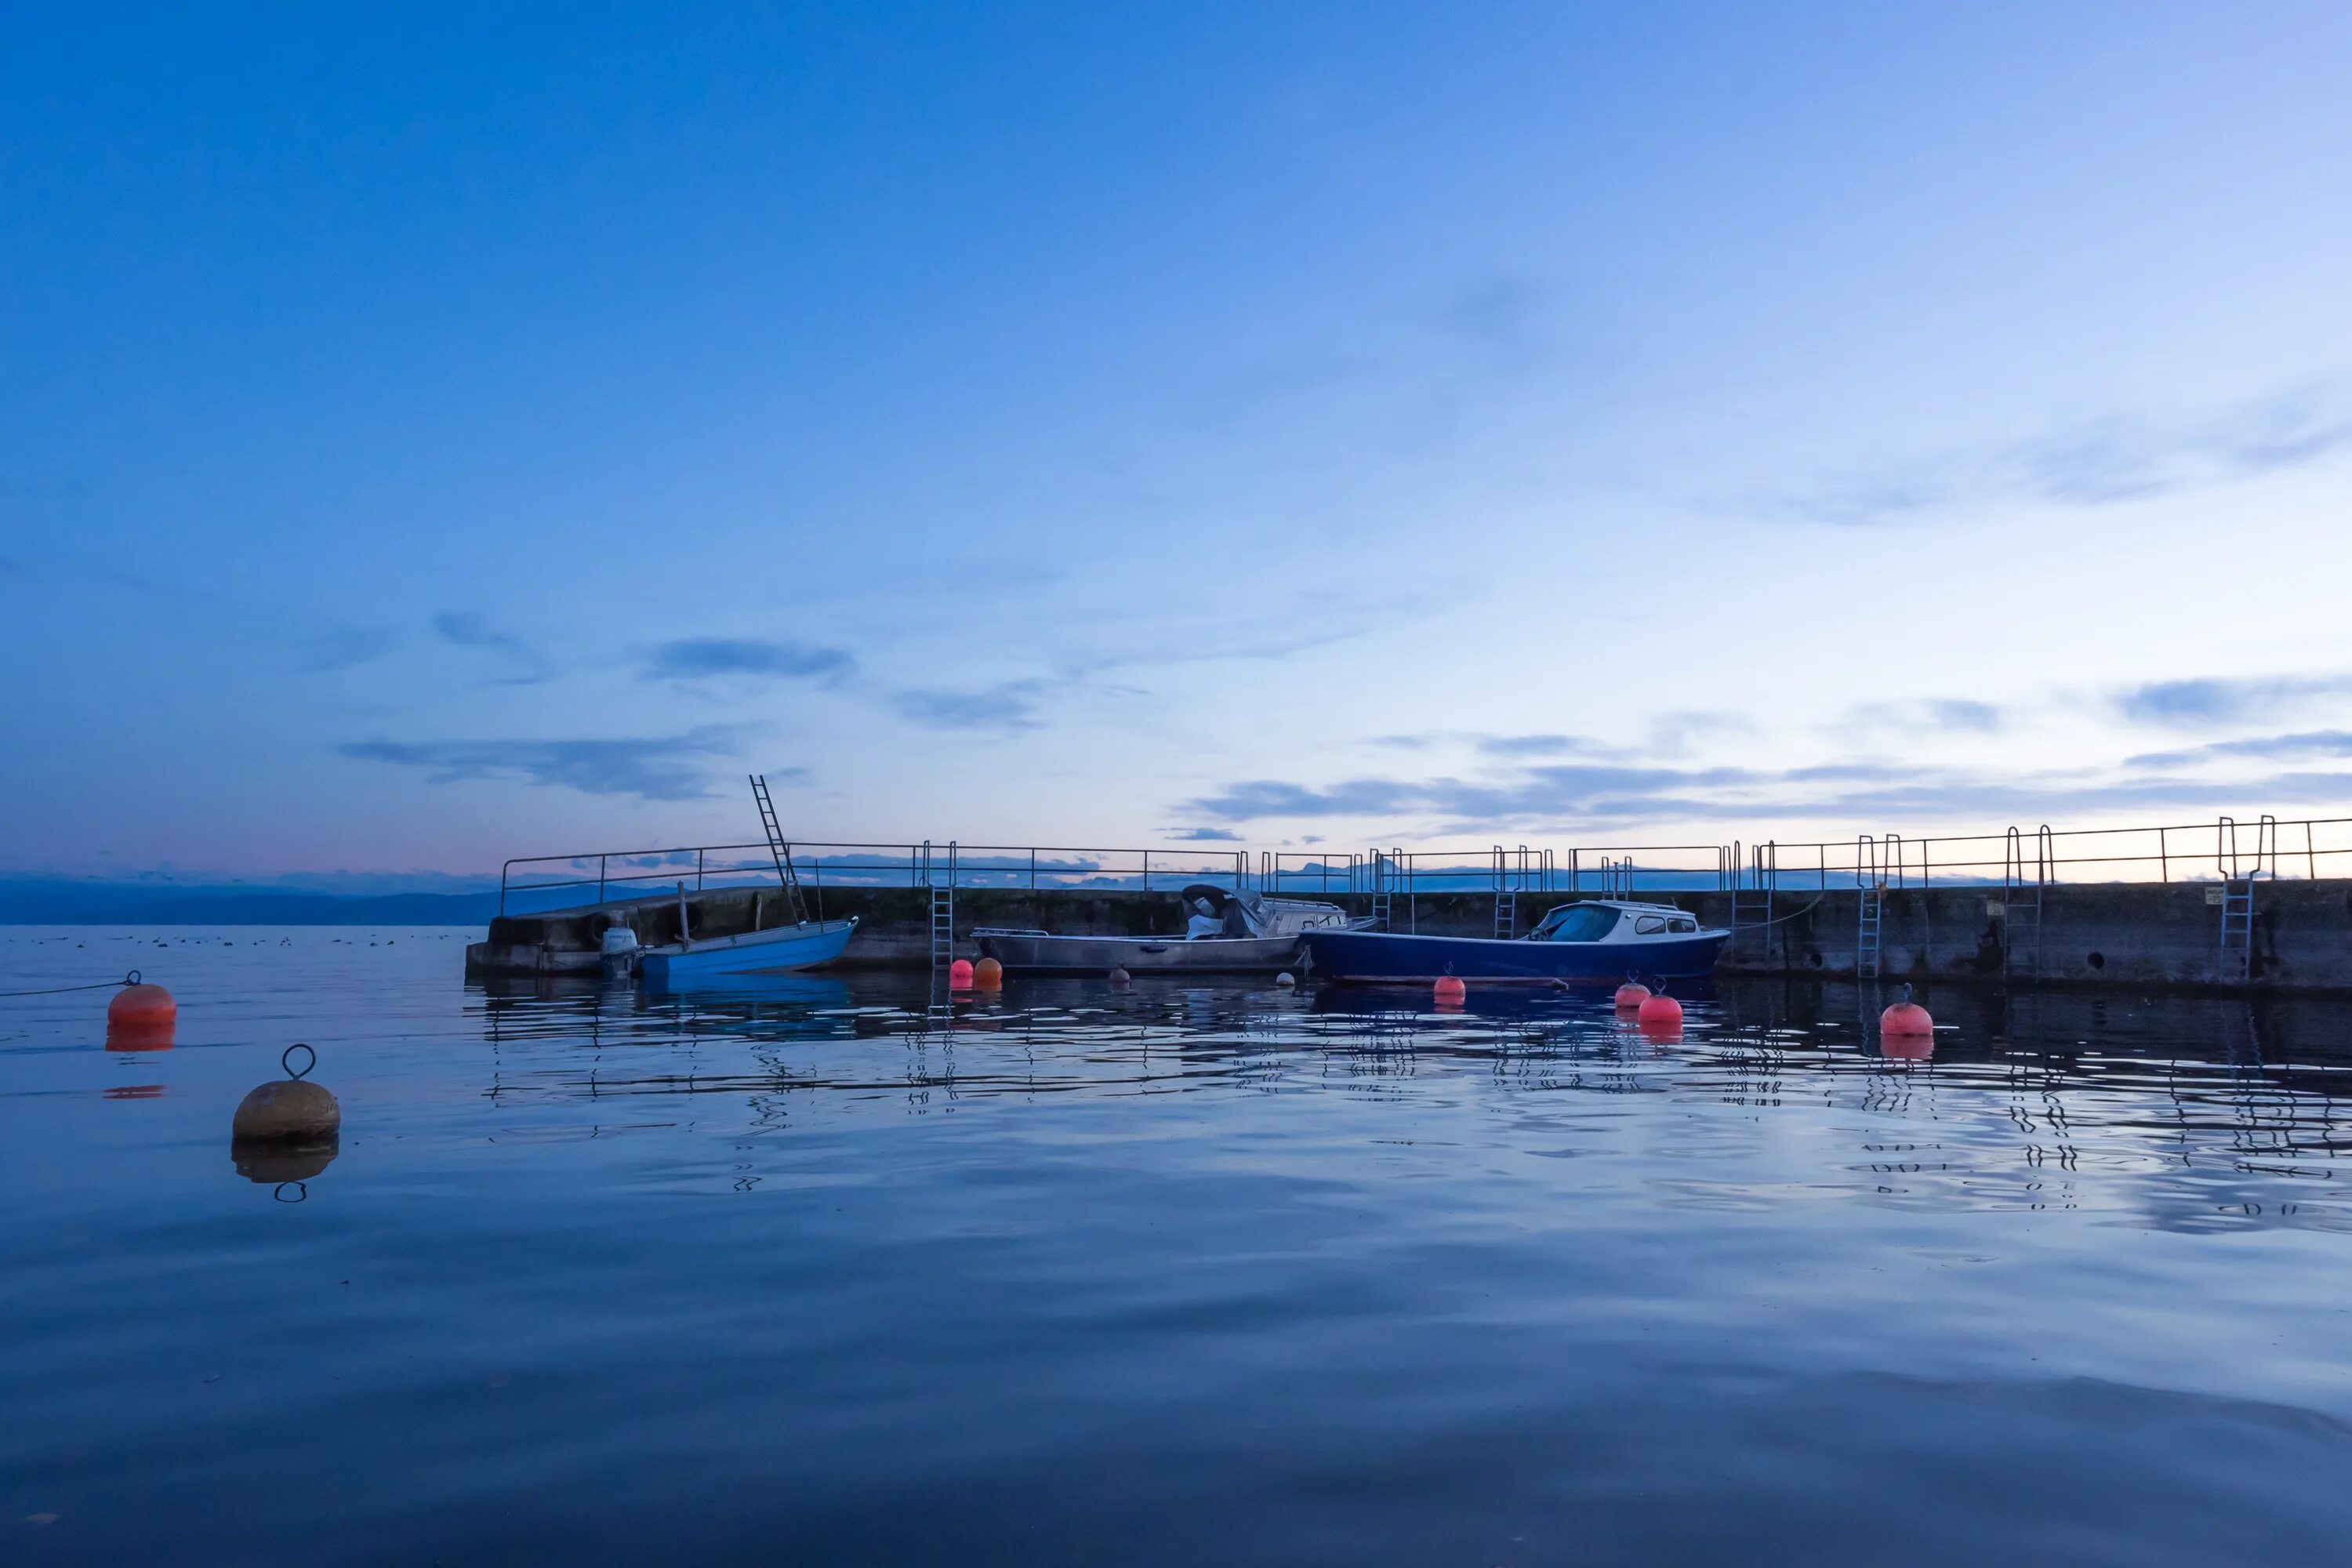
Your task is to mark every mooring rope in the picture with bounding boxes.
[0,969,143,1000]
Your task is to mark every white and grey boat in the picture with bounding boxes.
[975,884,1368,975]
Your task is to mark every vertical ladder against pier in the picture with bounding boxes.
[1856,834,1886,980]
[2002,825,2049,982]
[750,773,808,924]
[1370,849,1398,932]
[1492,845,1528,940]
[1730,840,1776,958]
[921,840,956,969]
[2217,814,2275,985]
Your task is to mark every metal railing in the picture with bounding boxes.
[497,813,2352,916]
[498,841,1254,915]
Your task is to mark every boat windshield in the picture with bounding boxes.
[1529,904,1621,942]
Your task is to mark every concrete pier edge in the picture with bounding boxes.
[465,879,2352,993]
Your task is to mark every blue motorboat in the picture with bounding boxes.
[637,916,860,985]
[1301,899,1728,985]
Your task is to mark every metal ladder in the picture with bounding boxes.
[2002,824,2050,981]
[2218,815,2275,985]
[920,840,956,969]
[749,773,808,925]
[1730,840,1776,957]
[1857,833,1888,979]
[1492,844,1531,939]
[1370,848,1406,931]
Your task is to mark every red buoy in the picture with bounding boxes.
[107,976,176,1030]
[1636,990,1682,1039]
[973,956,1004,989]
[1433,975,1467,1005]
[1613,982,1651,1011]
[948,959,975,990]
[1882,987,1933,1054]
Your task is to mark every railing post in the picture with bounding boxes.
[1142,850,1149,892]
[597,855,607,905]
[1030,848,1036,891]
[2160,827,2168,884]
[696,848,706,891]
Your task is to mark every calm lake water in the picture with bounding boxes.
[6,927,2352,1565]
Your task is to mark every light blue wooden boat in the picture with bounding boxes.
[637,916,859,985]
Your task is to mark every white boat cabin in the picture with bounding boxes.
[1525,899,1705,944]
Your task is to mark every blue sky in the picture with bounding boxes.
[7,3,2352,880]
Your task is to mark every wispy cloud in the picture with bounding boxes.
[1838,698,2005,735]
[2125,730,2352,768]
[433,612,552,685]
[2114,672,2352,728]
[1181,753,2352,836]
[338,726,749,800]
[1476,733,1595,758]
[1776,383,2352,527]
[1161,826,1243,842]
[297,626,394,673]
[642,637,856,684]
[891,681,1048,732]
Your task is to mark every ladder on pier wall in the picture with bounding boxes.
[1491,845,1533,940]
[1370,849,1403,932]
[2217,815,2276,984]
[2002,825,2050,982]
[921,840,956,968]
[1857,834,1888,979]
[1730,840,1777,958]
[750,773,808,925]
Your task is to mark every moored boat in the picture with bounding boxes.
[1301,899,1727,985]
[975,884,1367,975]
[638,916,860,985]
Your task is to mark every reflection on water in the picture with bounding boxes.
[467,971,2352,1235]
[8,929,2352,1566]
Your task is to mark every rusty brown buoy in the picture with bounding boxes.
[231,1044,339,1184]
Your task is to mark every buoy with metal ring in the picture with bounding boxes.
[232,1044,341,1145]
[107,972,176,1029]
[1108,967,1131,986]
[1434,975,1467,1005]
[1881,985,1934,1051]
[1636,989,1682,1037]
[1275,971,1297,988]
[1614,978,1651,1011]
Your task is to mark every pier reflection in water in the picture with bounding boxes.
[6,929,2352,1566]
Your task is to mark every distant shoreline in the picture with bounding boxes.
[0,879,499,927]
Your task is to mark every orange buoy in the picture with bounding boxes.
[1636,990,1682,1039]
[1433,975,1467,1005]
[973,956,1004,989]
[948,959,975,990]
[1881,985,1934,1052]
[1613,981,1651,1011]
[107,974,176,1030]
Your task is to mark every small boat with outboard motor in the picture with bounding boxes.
[1299,898,1729,985]
[975,884,1370,975]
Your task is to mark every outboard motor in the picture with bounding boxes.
[599,917,641,980]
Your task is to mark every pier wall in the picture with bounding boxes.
[466,878,2352,993]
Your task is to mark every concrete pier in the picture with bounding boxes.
[466,877,2352,993]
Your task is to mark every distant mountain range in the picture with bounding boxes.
[0,877,501,926]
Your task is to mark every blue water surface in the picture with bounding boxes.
[4,927,2352,1565]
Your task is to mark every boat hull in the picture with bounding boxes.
[639,918,859,985]
[974,930,1303,975]
[1302,927,1729,984]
